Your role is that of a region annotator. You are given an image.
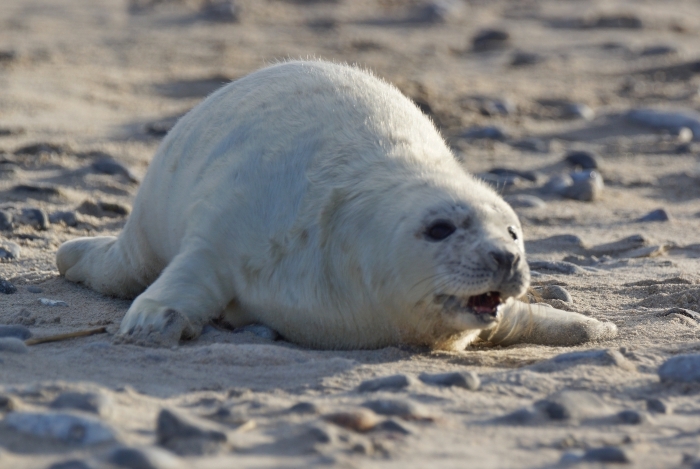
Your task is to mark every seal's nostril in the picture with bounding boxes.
[489,250,517,269]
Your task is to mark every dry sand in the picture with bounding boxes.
[2,0,700,467]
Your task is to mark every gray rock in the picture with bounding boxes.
[199,0,239,22]
[48,460,94,469]
[78,199,130,218]
[91,158,138,183]
[14,142,67,156]
[18,208,48,230]
[646,398,672,414]
[461,125,507,140]
[528,260,585,275]
[107,446,183,469]
[26,285,43,293]
[12,184,62,197]
[0,394,19,411]
[0,210,12,230]
[50,392,111,416]
[4,411,116,444]
[372,419,412,434]
[617,409,648,424]
[488,167,539,182]
[39,298,69,307]
[0,278,17,294]
[510,51,543,67]
[0,337,29,354]
[289,402,319,414]
[543,173,573,194]
[640,45,677,56]
[495,407,538,424]
[235,324,279,341]
[658,354,700,383]
[0,241,21,260]
[505,194,546,209]
[588,234,648,256]
[562,170,604,201]
[49,211,79,227]
[587,14,642,29]
[144,114,184,137]
[477,172,523,188]
[0,325,31,340]
[534,391,609,421]
[565,150,601,169]
[472,29,509,52]
[562,103,594,120]
[583,446,631,463]
[534,285,572,303]
[637,209,670,222]
[362,399,425,418]
[156,408,227,456]
[418,371,480,390]
[511,137,549,153]
[358,374,413,392]
[626,109,700,141]
[478,98,514,116]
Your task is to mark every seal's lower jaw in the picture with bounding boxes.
[436,292,503,327]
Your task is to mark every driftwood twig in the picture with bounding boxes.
[24,327,108,346]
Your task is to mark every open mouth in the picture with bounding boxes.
[434,292,503,318]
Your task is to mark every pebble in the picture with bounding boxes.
[658,354,700,383]
[533,285,572,303]
[199,0,239,22]
[543,173,573,194]
[14,142,67,156]
[48,460,94,469]
[562,170,604,201]
[144,115,183,137]
[107,446,184,469]
[50,392,111,416]
[564,150,602,169]
[534,391,608,421]
[418,371,480,390]
[588,234,647,256]
[504,194,546,209]
[235,324,279,341]
[362,399,426,419]
[646,398,672,414]
[78,200,130,218]
[626,109,700,141]
[640,45,677,56]
[488,167,539,182]
[477,172,522,188]
[461,125,507,140]
[587,14,643,29]
[0,241,21,260]
[358,374,413,392]
[39,298,69,307]
[617,409,648,425]
[478,98,514,116]
[402,0,464,25]
[0,210,12,230]
[510,51,543,67]
[91,158,138,183]
[0,338,29,354]
[0,278,17,294]
[27,286,42,293]
[156,408,227,456]
[4,411,116,444]
[0,325,31,340]
[0,394,19,411]
[495,407,538,424]
[546,349,633,371]
[562,103,594,120]
[372,419,412,435]
[510,137,549,153]
[637,208,670,222]
[472,29,510,52]
[18,207,49,230]
[583,446,631,463]
[528,260,585,275]
[325,409,380,432]
[289,402,319,414]
[49,210,79,227]
[12,184,62,197]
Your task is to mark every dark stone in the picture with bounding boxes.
[372,419,411,434]
[472,28,510,51]
[488,167,539,182]
[0,279,17,294]
[289,402,319,414]
[495,408,537,424]
[646,398,671,414]
[617,409,647,424]
[418,371,480,390]
[11,184,62,197]
[534,391,609,421]
[510,51,543,67]
[588,14,642,29]
[156,408,227,456]
[91,158,138,183]
[640,45,677,56]
[461,126,507,140]
[0,210,12,230]
[0,325,31,339]
[107,446,182,469]
[50,392,110,415]
[48,460,93,469]
[564,150,602,169]
[19,208,49,230]
[510,137,549,153]
[49,211,79,227]
[362,399,424,418]
[144,114,184,137]
[0,394,19,411]
[658,354,700,383]
[358,374,413,392]
[637,209,670,222]
[583,446,631,463]
[199,0,239,22]
[528,260,585,275]
[14,142,67,156]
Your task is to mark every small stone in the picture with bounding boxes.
[534,391,609,421]
[107,446,184,469]
[289,402,319,414]
[562,170,604,201]
[495,407,538,424]
[0,394,19,411]
[50,392,111,416]
[588,234,648,256]
[325,409,380,432]
[617,409,648,425]
[0,241,21,260]
[583,446,631,463]
[91,158,138,183]
[18,208,49,230]
[156,408,227,456]
[0,210,12,230]
[235,324,279,341]
[543,174,573,194]
[48,460,94,469]
[646,398,671,414]
[0,338,29,354]
[658,354,700,383]
[472,29,510,52]
[358,374,413,392]
[372,419,412,434]
[0,49,17,63]
[678,127,694,143]
[362,399,426,419]
[562,103,595,120]
[77,200,130,218]
[534,285,572,303]
[505,195,546,209]
[12,184,62,197]
[144,114,183,137]
[640,45,677,56]
[564,150,602,169]
[49,210,79,227]
[406,0,464,25]
[39,298,69,307]
[0,278,17,293]
[588,14,642,29]
[528,260,585,275]
[626,109,700,142]
[0,325,31,339]
[488,167,539,182]
[4,411,116,445]
[461,125,507,140]
[199,0,239,22]
[14,142,67,156]
[511,137,549,153]
[418,371,480,390]
[27,286,43,293]
[637,209,670,222]
[510,50,543,67]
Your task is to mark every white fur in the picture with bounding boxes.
[56,61,617,349]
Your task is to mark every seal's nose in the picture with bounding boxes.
[488,249,519,271]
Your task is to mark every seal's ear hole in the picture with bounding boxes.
[508,225,518,241]
[425,220,456,241]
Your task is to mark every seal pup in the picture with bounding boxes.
[56,61,616,349]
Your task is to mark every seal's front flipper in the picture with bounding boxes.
[480,301,617,347]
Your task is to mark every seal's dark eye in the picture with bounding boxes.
[425,221,456,241]
[508,225,518,241]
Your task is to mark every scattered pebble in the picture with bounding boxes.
[583,446,631,463]
[0,210,12,230]
[49,210,79,227]
[510,51,543,67]
[0,325,31,340]
[495,407,538,424]
[289,402,319,414]
[199,0,239,22]
[0,337,29,354]
[488,167,539,182]
[562,103,595,120]
[588,234,648,256]
[562,170,604,201]
[18,207,49,230]
[14,142,67,156]
[626,109,700,141]
[544,349,634,371]
[39,298,69,307]
[48,460,94,469]
[156,408,227,456]
[325,409,380,432]
[0,394,19,411]
[0,241,21,260]
[107,446,184,469]
[637,209,670,222]
[26,286,43,293]
[78,200,130,218]
[358,374,413,392]
[400,0,464,25]
[12,184,62,197]
[461,125,507,140]
[372,419,412,435]
[0,278,17,294]
[533,285,572,303]
[586,14,643,29]
[418,371,480,390]
[510,137,549,153]
[658,354,700,383]
[4,411,116,444]
[528,260,585,275]
[534,391,609,421]
[50,392,111,416]
[91,158,138,183]
[646,398,672,414]
[144,114,183,137]
[617,409,648,425]
[472,29,510,52]
[640,45,677,56]
[564,150,602,169]
[504,194,546,209]
[362,399,427,419]
[543,173,574,194]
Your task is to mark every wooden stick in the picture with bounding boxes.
[25,327,108,346]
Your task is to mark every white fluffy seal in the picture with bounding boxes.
[56,61,617,349]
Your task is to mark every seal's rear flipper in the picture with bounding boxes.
[479,301,617,346]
